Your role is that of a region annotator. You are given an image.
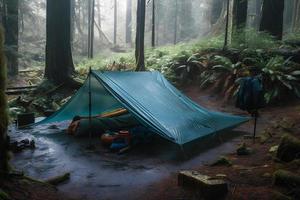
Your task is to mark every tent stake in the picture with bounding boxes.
[253,111,258,143]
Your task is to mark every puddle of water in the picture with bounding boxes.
[9,119,243,200]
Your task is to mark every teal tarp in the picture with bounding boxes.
[36,71,249,145]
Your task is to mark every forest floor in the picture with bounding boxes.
[0,176,78,200]
[2,83,300,200]
[136,87,300,200]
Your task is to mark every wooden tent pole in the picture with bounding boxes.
[88,67,93,147]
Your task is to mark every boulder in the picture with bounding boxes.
[273,170,300,188]
[237,143,253,156]
[276,134,300,162]
[210,156,232,167]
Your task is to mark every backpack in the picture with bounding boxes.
[235,76,265,112]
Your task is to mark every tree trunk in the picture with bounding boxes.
[259,0,284,40]
[151,0,155,48]
[88,0,95,58]
[174,0,178,45]
[224,0,230,49]
[45,0,75,84]
[232,0,248,43]
[135,0,146,71]
[211,0,224,25]
[126,0,132,45]
[114,0,117,46]
[292,0,300,32]
[3,0,18,76]
[71,0,76,45]
[210,0,227,36]
[0,25,9,176]
[97,0,102,40]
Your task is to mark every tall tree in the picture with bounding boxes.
[224,0,230,49]
[173,0,178,44]
[135,0,146,71]
[178,0,195,41]
[97,0,102,40]
[292,0,300,32]
[259,0,284,40]
[114,0,117,46]
[0,25,9,176]
[211,0,224,25]
[151,0,155,47]
[3,0,18,76]
[45,0,75,84]
[88,0,95,58]
[254,0,262,29]
[232,0,248,43]
[126,0,132,45]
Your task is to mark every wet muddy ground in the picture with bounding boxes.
[9,88,256,200]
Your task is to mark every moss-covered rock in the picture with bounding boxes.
[210,156,232,167]
[273,170,300,188]
[276,134,300,162]
[237,143,253,156]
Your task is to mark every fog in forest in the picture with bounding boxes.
[11,0,300,69]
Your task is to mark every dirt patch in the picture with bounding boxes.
[136,86,300,200]
[0,176,77,200]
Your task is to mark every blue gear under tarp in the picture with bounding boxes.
[34,71,249,145]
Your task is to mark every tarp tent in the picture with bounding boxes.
[35,70,249,145]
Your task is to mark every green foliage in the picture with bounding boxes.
[231,29,280,49]
[74,34,300,105]
[261,56,300,104]
[76,52,135,74]
[0,189,10,200]
[196,51,300,104]
[284,31,300,42]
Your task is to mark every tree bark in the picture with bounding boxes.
[232,0,248,43]
[174,0,178,45]
[211,0,224,25]
[3,0,18,76]
[88,0,95,58]
[292,0,300,32]
[135,0,146,71]
[151,0,155,47]
[126,0,132,45]
[224,0,230,49]
[259,0,284,40]
[0,25,9,176]
[45,0,75,84]
[114,0,117,46]
[97,0,102,40]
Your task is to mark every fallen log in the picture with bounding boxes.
[6,85,37,90]
[5,88,35,95]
